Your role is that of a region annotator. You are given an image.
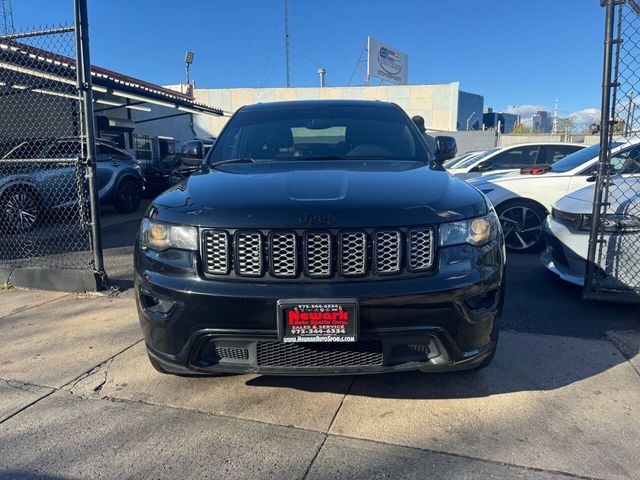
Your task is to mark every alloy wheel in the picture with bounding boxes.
[498,205,543,251]
[4,190,39,232]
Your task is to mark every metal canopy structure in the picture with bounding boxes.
[0,34,223,117]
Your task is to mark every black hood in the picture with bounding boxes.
[150,160,487,228]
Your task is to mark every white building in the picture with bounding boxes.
[192,82,484,137]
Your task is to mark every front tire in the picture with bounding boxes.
[1,186,41,233]
[113,178,142,214]
[496,200,546,253]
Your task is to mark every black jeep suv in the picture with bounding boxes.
[135,100,505,376]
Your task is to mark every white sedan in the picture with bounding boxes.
[541,177,640,290]
[449,142,585,181]
[468,140,638,252]
[443,150,484,170]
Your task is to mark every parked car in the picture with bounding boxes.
[0,138,144,232]
[169,137,216,183]
[468,141,638,252]
[135,99,505,376]
[443,150,485,169]
[541,177,640,290]
[142,153,184,195]
[449,143,585,180]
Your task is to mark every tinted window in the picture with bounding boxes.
[490,146,539,169]
[543,145,584,164]
[46,141,80,159]
[2,140,49,159]
[97,144,130,161]
[211,104,428,163]
[456,148,499,169]
[551,142,623,173]
[610,145,640,175]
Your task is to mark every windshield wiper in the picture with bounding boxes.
[211,158,256,168]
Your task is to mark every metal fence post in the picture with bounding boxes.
[585,0,617,297]
[74,0,107,288]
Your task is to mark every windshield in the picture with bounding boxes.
[210,104,429,163]
[550,142,620,173]
[455,148,499,169]
[444,151,477,168]
[2,140,50,159]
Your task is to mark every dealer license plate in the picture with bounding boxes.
[277,299,359,343]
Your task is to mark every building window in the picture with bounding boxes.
[133,135,153,165]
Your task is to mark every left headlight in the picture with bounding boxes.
[140,218,198,252]
[439,212,500,247]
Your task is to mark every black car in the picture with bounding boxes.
[135,100,505,376]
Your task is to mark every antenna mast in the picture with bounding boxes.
[284,0,290,87]
[1,0,15,35]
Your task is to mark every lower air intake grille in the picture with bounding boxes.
[215,347,249,360]
[256,341,383,367]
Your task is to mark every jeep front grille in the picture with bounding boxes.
[202,228,434,280]
[235,232,263,276]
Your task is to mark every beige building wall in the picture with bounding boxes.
[192,83,461,137]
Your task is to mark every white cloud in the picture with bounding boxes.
[569,108,600,127]
[504,104,548,120]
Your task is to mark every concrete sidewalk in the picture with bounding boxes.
[0,288,639,480]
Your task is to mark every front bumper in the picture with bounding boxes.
[541,217,588,286]
[135,240,505,375]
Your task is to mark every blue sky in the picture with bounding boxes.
[12,0,604,119]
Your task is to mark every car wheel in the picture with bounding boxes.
[496,201,546,253]
[1,186,41,233]
[114,178,142,214]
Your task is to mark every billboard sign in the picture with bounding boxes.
[367,37,408,85]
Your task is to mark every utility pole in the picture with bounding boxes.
[0,0,15,35]
[284,0,290,87]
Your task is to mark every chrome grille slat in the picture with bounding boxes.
[305,232,332,277]
[203,231,229,274]
[271,232,297,277]
[236,232,263,276]
[202,228,434,279]
[409,228,434,271]
[374,231,402,274]
[340,232,367,276]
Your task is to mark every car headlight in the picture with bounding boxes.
[140,218,198,251]
[439,212,499,247]
[552,209,640,233]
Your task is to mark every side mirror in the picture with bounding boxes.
[181,142,205,167]
[586,169,598,182]
[434,136,457,163]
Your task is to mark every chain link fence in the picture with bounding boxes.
[585,0,640,302]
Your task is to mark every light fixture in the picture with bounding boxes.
[32,88,78,100]
[185,51,195,85]
[112,90,175,108]
[95,98,124,107]
[0,62,76,85]
[125,104,151,112]
[92,85,108,93]
[12,84,27,90]
[177,105,202,115]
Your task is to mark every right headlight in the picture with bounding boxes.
[439,212,500,247]
[552,209,640,233]
[140,218,198,252]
